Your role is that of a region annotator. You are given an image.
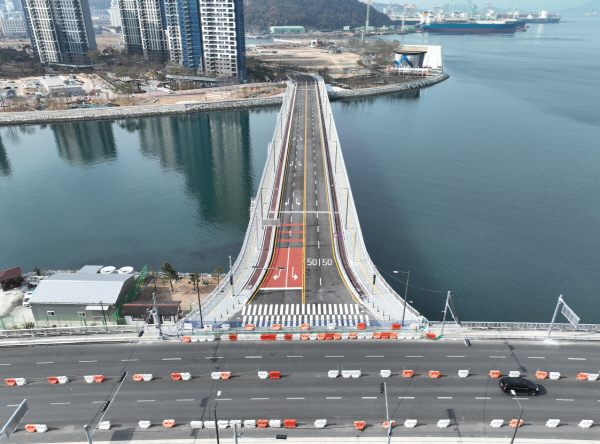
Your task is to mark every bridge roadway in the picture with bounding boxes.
[236,76,364,319]
[1,341,598,442]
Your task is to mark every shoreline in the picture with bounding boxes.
[0,74,449,126]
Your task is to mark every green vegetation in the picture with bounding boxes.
[212,266,223,284]
[244,0,391,30]
[161,262,179,292]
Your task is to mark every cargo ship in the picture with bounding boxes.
[420,14,517,33]
[497,10,561,23]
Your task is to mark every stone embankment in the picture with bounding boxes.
[0,74,449,126]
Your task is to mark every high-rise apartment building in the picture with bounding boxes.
[0,11,29,37]
[22,0,97,66]
[108,0,121,27]
[119,0,245,78]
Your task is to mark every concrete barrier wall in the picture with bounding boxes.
[328,74,450,100]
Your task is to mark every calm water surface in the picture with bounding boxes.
[1,18,598,322]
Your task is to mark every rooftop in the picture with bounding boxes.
[0,267,22,281]
[29,273,134,305]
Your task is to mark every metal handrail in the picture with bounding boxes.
[428,321,600,332]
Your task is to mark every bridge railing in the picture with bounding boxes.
[314,76,422,322]
[428,321,600,332]
[183,82,297,324]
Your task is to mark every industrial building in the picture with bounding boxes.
[40,77,84,97]
[22,0,97,66]
[393,45,443,73]
[118,0,246,78]
[269,26,305,34]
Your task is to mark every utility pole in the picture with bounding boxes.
[152,292,162,338]
[228,255,235,298]
[380,382,392,443]
[214,391,222,444]
[510,390,523,444]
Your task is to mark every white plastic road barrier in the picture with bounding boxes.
[221,324,230,330]
[292,334,301,340]
[351,370,362,378]
[15,378,27,386]
[206,335,215,342]
[198,336,207,342]
[230,420,242,428]
[204,421,216,429]
[84,375,95,384]
[380,370,391,378]
[314,419,327,428]
[327,323,336,330]
[211,372,222,380]
[588,374,599,381]
[509,371,521,377]
[342,333,349,340]
[217,420,229,429]
[404,420,417,428]
[328,370,339,378]
[397,334,406,339]
[458,370,469,378]
[98,421,111,430]
[139,421,151,429]
[579,420,593,428]
[276,334,285,341]
[36,424,48,433]
[546,419,560,428]
[142,374,153,382]
[310,333,318,340]
[244,420,256,428]
[57,376,69,384]
[190,421,203,429]
[357,333,366,339]
[365,332,374,339]
[437,419,450,428]
[204,325,213,331]
[549,372,561,380]
[342,370,352,378]
[490,419,504,428]
[221,334,229,341]
[269,420,281,428]
[258,371,269,379]
[191,337,199,343]
[181,373,191,380]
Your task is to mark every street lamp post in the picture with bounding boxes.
[196,280,203,329]
[510,390,523,444]
[214,391,222,444]
[380,382,392,444]
[393,270,410,327]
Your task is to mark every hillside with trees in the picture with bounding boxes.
[244,0,391,31]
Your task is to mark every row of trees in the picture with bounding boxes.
[148,263,224,292]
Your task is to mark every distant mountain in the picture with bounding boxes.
[244,0,392,31]
[558,0,600,14]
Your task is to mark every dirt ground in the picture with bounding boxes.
[249,46,360,72]
[95,35,124,51]
[137,276,221,314]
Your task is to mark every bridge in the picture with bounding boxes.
[185,75,422,330]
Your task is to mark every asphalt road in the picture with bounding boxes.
[247,75,359,307]
[1,340,599,442]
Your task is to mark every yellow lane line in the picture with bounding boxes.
[316,83,359,304]
[302,81,308,304]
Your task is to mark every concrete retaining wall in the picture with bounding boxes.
[0,74,449,126]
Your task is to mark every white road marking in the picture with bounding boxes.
[177,399,194,402]
[320,278,322,287]
[362,397,377,399]
[219,399,232,401]
[318,241,320,249]
[0,364,11,366]
[556,399,574,401]
[92,401,104,404]
[287,356,303,358]
[162,358,181,361]
[79,360,97,363]
[205,357,224,359]
[317,226,319,232]
[568,358,586,360]
[137,400,155,402]
[287,398,304,400]
[438,397,453,399]
[475,397,491,400]
[36,362,54,364]
[489,356,506,358]
[246,356,262,359]
[406,356,423,358]
[325,356,344,358]
[51,402,70,405]
[7,404,20,407]
[528,357,545,359]
[366,356,384,358]
[399,397,415,399]
[326,397,342,399]
[252,398,269,400]
[447,356,465,358]
[122,359,138,362]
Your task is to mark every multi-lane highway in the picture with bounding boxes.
[1,340,599,442]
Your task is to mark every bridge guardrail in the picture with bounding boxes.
[183,82,297,324]
[314,75,422,322]
[428,321,600,332]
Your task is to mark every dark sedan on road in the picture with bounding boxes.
[499,377,539,395]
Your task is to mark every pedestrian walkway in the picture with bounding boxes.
[241,303,370,327]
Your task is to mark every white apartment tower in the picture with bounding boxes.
[22,0,97,66]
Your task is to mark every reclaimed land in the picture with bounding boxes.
[0,74,449,126]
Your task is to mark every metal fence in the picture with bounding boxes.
[0,325,140,339]
[428,321,600,332]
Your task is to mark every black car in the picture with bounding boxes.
[499,377,539,396]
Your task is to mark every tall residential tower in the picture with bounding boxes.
[119,0,245,78]
[22,0,97,66]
